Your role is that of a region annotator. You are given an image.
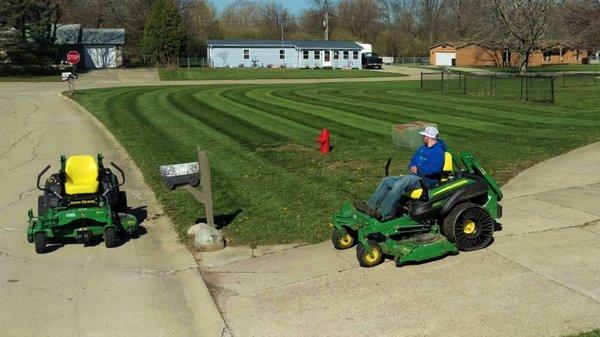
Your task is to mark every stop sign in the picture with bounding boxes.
[66,50,80,65]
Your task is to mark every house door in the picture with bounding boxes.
[323,50,331,67]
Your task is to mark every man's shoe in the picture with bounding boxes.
[353,200,373,214]
[370,210,383,221]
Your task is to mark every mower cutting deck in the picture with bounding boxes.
[26,154,138,253]
[331,152,502,267]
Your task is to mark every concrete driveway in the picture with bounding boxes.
[0,81,226,336]
[199,143,600,337]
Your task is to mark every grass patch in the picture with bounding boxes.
[72,80,600,246]
[0,75,59,82]
[159,67,404,80]
[566,329,600,337]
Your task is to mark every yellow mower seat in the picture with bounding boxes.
[65,155,99,195]
[406,152,453,200]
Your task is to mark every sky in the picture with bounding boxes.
[212,0,311,14]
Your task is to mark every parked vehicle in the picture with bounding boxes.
[362,52,383,69]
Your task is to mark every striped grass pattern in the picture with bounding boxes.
[74,80,600,245]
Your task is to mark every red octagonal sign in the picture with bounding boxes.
[66,50,80,65]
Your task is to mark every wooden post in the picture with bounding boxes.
[183,147,215,228]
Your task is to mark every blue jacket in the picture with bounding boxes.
[408,140,446,187]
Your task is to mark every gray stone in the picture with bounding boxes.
[194,223,225,252]
[187,224,199,236]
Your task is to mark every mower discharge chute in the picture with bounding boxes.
[331,151,502,268]
[27,154,138,253]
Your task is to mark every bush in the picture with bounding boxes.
[140,0,187,67]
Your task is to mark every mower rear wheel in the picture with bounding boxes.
[104,227,117,248]
[34,232,47,254]
[331,228,356,250]
[115,191,127,213]
[37,196,48,216]
[356,241,384,268]
[442,202,494,251]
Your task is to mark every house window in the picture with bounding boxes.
[502,49,511,65]
[333,50,339,60]
[279,49,285,59]
[314,50,320,60]
[343,51,349,60]
[353,51,358,59]
[244,49,249,60]
[303,50,309,60]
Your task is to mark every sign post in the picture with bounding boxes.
[66,50,80,75]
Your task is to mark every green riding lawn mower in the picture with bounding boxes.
[331,151,503,268]
[26,154,139,254]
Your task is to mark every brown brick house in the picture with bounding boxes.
[430,42,587,67]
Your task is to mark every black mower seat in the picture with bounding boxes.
[65,155,100,195]
[406,152,453,200]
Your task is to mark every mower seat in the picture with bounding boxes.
[64,155,100,195]
[406,152,453,200]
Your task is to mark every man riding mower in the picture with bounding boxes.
[331,126,503,268]
[27,154,138,254]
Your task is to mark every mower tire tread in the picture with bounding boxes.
[116,191,127,213]
[442,202,494,251]
[104,227,117,248]
[34,232,47,254]
[37,196,48,216]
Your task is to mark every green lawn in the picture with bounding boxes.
[567,329,600,337]
[73,80,600,246]
[0,75,59,82]
[159,67,404,80]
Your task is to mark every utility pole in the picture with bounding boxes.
[323,11,329,41]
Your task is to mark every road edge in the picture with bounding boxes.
[59,93,231,337]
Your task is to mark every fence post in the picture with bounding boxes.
[520,76,523,100]
[420,72,423,92]
[187,57,190,68]
[551,76,555,103]
[464,73,467,95]
[526,76,529,102]
[441,72,444,93]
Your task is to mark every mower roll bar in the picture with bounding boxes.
[36,165,63,200]
[102,162,126,197]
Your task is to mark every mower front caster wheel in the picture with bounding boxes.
[34,232,47,254]
[332,228,356,250]
[356,241,384,268]
[104,227,117,248]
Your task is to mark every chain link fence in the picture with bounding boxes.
[420,71,558,103]
[394,57,429,65]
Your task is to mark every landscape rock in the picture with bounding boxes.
[187,224,199,236]
[194,223,225,252]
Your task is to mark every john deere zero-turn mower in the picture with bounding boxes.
[331,151,502,267]
[26,154,138,253]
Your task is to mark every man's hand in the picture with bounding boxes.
[409,166,418,174]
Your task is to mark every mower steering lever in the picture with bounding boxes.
[36,164,64,200]
[36,165,51,191]
[102,162,126,197]
[110,162,126,187]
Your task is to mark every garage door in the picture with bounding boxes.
[84,45,116,69]
[435,52,456,66]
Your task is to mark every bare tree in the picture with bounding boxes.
[216,50,229,66]
[493,0,554,74]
